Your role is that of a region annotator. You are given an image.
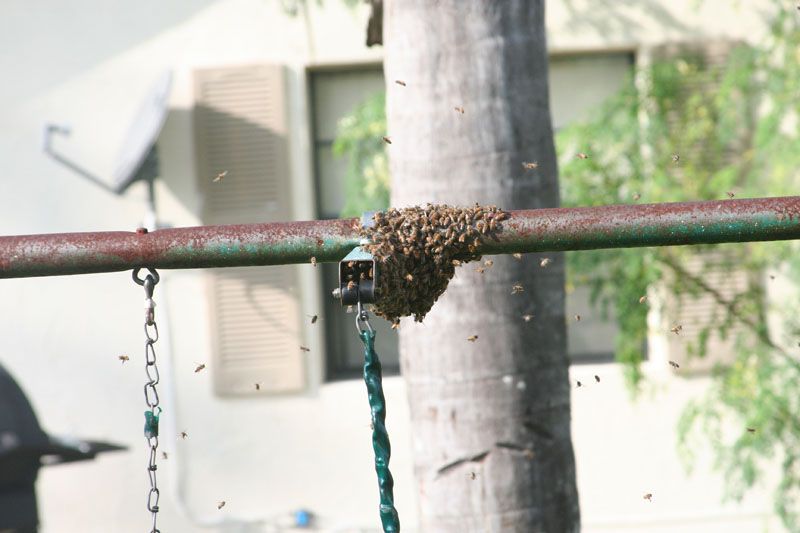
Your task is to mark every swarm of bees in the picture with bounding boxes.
[359,204,508,322]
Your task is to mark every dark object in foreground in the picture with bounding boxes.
[0,363,125,530]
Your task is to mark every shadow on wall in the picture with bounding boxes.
[560,0,694,42]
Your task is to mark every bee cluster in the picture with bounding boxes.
[359,203,508,323]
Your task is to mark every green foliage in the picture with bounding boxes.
[557,8,800,528]
[332,91,390,217]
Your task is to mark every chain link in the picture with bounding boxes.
[134,267,162,533]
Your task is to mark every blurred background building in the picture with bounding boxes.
[0,0,785,531]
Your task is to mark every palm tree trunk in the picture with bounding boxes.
[383,1,580,531]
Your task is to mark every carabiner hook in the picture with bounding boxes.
[355,300,374,335]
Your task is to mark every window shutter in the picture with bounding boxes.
[194,65,305,395]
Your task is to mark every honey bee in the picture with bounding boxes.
[672,154,680,163]
[594,375,600,383]
[395,80,407,86]
[633,192,641,201]
[467,335,478,342]
[539,257,551,268]
[180,431,188,439]
[522,161,539,170]
[726,191,735,199]
[255,383,261,391]
[217,501,226,510]
[668,360,680,369]
[746,427,756,433]
[522,314,534,322]
[467,471,477,480]
[161,451,168,460]
[769,274,776,280]
[454,106,465,114]
[576,380,582,387]
[212,170,228,183]
[194,363,206,373]
[405,273,414,281]
[391,320,400,330]
[382,136,392,144]
[670,325,683,335]
[300,346,311,352]
[310,256,317,267]
[308,314,319,324]
[511,283,524,294]
[118,354,130,364]
[574,314,581,322]
[576,152,589,160]
[639,296,647,304]
[512,253,523,260]
[484,260,493,268]
[475,267,486,274]
[643,493,653,502]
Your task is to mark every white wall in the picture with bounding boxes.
[0,1,783,532]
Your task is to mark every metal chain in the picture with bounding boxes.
[356,302,400,533]
[133,267,162,533]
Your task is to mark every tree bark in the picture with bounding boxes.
[383,1,580,531]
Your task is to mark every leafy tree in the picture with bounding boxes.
[558,7,800,529]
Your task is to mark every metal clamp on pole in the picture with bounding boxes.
[333,212,379,306]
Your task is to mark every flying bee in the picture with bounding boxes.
[180,431,189,439]
[391,320,401,330]
[467,335,478,342]
[522,161,539,170]
[639,296,647,304]
[576,380,582,387]
[307,314,319,324]
[118,354,130,364]
[746,427,756,433]
[633,192,641,201]
[576,152,589,160]
[522,314,534,322]
[395,80,407,86]
[454,106,465,114]
[161,451,168,460]
[512,253,522,260]
[300,346,311,352]
[643,493,653,502]
[310,256,317,267]
[405,273,414,281]
[594,375,600,383]
[212,170,227,183]
[475,267,485,274]
[726,191,735,199]
[539,257,551,268]
[574,314,581,322]
[672,154,680,163]
[347,280,357,290]
[511,283,524,294]
[669,360,680,369]
[670,325,683,335]
[382,136,392,144]
[255,383,261,391]
[217,501,226,510]
[194,363,206,373]
[484,260,493,268]
[467,471,477,480]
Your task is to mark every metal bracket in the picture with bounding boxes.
[336,246,378,305]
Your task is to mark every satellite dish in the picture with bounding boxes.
[111,70,172,193]
[43,70,173,229]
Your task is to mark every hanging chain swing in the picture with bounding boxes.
[133,267,163,533]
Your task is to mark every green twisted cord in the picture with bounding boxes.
[360,329,400,532]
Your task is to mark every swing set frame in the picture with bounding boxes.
[2,196,799,279]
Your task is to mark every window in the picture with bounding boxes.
[311,53,635,376]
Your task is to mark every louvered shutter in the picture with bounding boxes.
[663,251,749,373]
[194,65,305,395]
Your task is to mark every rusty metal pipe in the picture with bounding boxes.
[2,197,800,279]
